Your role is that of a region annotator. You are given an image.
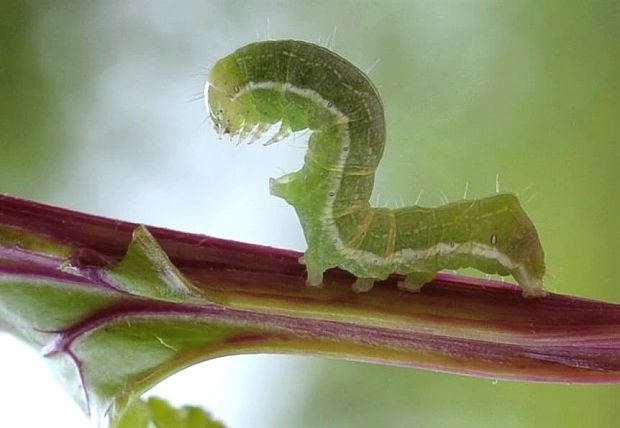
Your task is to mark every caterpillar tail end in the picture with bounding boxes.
[513,266,547,298]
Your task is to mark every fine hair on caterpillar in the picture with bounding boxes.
[206,39,546,297]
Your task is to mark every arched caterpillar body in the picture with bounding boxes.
[206,40,546,296]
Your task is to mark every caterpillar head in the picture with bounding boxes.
[206,55,257,137]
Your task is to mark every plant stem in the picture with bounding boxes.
[1,193,619,385]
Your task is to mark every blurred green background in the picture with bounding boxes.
[1,1,618,427]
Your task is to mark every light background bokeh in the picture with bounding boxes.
[1,1,618,427]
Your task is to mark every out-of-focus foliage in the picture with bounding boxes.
[118,397,224,428]
[1,1,618,427]
[0,2,65,196]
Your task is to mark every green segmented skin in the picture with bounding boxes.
[206,40,546,296]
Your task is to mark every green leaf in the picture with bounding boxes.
[117,397,224,428]
[107,226,220,304]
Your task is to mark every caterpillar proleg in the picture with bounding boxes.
[207,40,546,297]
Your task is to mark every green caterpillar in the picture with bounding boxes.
[206,40,546,296]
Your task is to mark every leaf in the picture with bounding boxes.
[107,226,219,304]
[0,194,619,427]
[117,397,224,428]
[0,225,245,426]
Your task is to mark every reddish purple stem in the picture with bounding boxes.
[1,194,619,383]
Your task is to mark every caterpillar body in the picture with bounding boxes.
[207,40,546,296]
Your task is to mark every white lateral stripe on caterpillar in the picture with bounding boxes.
[233,80,521,275]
